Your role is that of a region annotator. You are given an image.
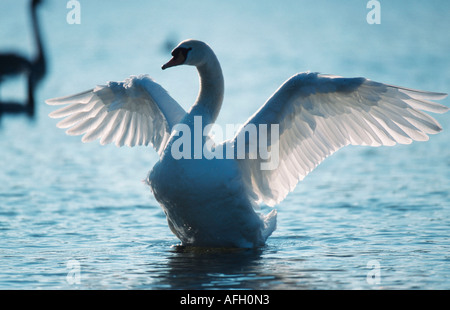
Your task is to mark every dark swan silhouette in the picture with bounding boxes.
[0,0,46,117]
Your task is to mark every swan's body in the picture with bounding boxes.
[47,39,448,248]
[149,150,275,247]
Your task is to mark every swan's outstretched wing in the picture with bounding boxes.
[231,72,448,207]
[46,75,186,154]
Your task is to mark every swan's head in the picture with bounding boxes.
[162,39,211,70]
[32,0,43,7]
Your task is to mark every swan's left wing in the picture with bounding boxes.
[46,75,186,155]
[230,72,448,207]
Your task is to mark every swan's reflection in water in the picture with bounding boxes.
[148,243,316,290]
[156,245,270,289]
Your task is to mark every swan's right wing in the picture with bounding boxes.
[46,75,186,155]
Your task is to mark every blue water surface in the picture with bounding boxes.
[0,0,449,289]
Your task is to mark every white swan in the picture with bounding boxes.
[46,39,448,248]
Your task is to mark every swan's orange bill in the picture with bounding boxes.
[162,56,184,70]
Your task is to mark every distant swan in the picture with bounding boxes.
[0,0,46,117]
[46,39,448,248]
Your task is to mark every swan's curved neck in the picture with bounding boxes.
[189,52,224,126]
[30,3,46,80]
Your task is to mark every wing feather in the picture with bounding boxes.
[47,75,186,153]
[232,72,448,206]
